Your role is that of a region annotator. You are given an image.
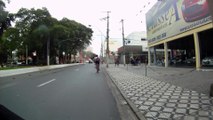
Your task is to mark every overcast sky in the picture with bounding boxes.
[6,0,157,55]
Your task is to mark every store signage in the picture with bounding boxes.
[146,0,211,44]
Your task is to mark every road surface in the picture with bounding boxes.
[0,64,121,120]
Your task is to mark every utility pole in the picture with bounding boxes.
[47,35,50,66]
[100,38,103,58]
[25,45,28,65]
[106,11,110,68]
[121,19,126,66]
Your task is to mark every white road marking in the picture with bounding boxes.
[37,79,56,87]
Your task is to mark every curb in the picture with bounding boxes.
[0,63,83,77]
[103,67,146,120]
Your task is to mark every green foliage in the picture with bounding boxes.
[0,0,12,36]
[84,51,97,59]
[0,0,14,65]
[0,5,93,65]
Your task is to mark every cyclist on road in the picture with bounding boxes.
[94,55,100,73]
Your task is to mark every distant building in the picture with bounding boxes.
[118,31,148,64]
[86,46,93,52]
[125,31,147,51]
[103,39,121,64]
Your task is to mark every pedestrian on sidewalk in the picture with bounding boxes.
[114,57,119,67]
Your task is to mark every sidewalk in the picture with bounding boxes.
[117,64,213,95]
[105,64,213,120]
[0,63,82,77]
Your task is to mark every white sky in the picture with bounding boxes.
[5,0,157,55]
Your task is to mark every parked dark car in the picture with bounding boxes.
[170,57,182,65]
[184,57,196,65]
[181,0,210,22]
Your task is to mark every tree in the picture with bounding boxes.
[53,18,93,63]
[2,6,93,65]
[15,8,56,65]
[0,0,13,36]
[0,0,14,66]
[1,27,21,53]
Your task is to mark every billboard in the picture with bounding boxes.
[146,0,212,44]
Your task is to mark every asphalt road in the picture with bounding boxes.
[0,64,121,120]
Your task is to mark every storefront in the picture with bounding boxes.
[146,0,213,70]
[118,45,147,64]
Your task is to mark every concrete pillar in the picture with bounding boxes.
[164,42,169,68]
[123,54,126,66]
[153,47,157,65]
[193,32,201,70]
[148,48,151,66]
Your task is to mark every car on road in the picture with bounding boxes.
[85,60,93,64]
[202,57,213,66]
[15,60,26,65]
[184,57,196,65]
[181,0,210,22]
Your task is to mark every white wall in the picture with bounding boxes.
[125,31,148,51]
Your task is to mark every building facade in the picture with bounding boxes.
[146,0,213,70]
[118,31,148,64]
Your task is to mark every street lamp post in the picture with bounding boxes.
[88,25,105,63]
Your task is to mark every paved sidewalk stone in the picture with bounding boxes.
[106,66,213,120]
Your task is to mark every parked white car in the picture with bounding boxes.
[202,57,213,66]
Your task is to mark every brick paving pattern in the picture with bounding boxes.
[106,67,213,120]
